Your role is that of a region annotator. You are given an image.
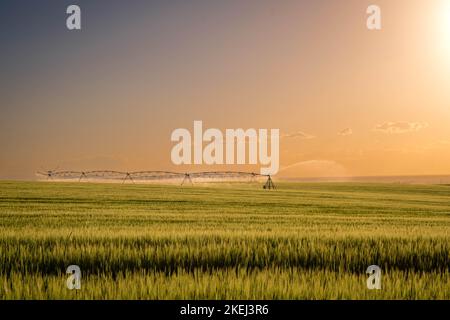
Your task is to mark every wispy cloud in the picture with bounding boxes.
[374,121,428,134]
[338,128,353,136]
[281,131,315,139]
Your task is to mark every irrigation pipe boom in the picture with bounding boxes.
[36,170,276,189]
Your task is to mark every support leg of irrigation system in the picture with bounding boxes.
[181,173,193,186]
[79,172,86,182]
[263,175,275,190]
[122,173,135,184]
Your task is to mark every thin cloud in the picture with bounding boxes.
[282,131,315,139]
[374,121,428,134]
[338,128,353,136]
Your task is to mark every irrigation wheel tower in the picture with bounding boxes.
[263,175,275,190]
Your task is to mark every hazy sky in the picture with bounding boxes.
[1,0,450,179]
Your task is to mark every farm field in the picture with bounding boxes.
[1,180,450,299]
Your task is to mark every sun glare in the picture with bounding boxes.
[439,1,450,41]
[433,0,450,64]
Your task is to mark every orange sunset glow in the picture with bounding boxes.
[1,0,450,180]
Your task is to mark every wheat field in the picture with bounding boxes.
[1,181,450,299]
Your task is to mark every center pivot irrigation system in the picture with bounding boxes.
[36,170,276,189]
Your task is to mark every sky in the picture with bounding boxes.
[1,0,450,179]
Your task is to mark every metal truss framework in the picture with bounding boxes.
[36,170,275,188]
